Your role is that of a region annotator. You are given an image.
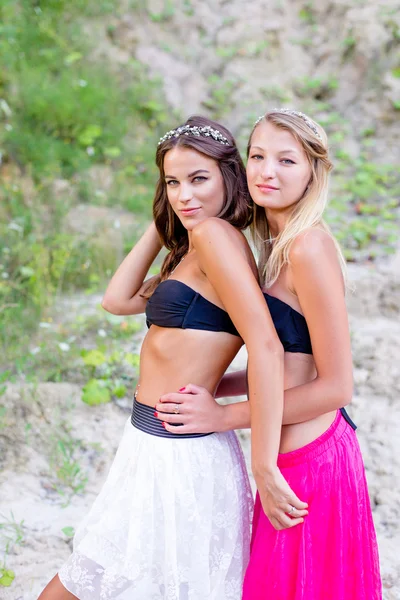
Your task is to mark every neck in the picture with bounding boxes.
[264,209,289,239]
[187,231,194,252]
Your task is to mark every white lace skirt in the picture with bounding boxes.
[58,417,253,600]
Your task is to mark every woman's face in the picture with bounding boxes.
[246,120,312,215]
[163,146,225,230]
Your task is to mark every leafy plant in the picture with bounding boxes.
[0,568,15,587]
[295,76,339,99]
[147,0,175,22]
[203,77,241,120]
[0,511,25,587]
[48,435,89,505]
[61,526,75,538]
[82,379,111,405]
[0,0,169,364]
[299,2,316,25]
[327,156,400,261]
[182,0,194,16]
[216,45,240,59]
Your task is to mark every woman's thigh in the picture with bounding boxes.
[38,574,78,600]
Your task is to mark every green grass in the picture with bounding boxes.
[0,3,168,179]
[48,435,89,506]
[203,76,241,119]
[327,157,400,261]
[0,0,172,363]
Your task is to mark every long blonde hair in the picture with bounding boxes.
[247,110,347,288]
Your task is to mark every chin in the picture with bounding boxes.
[251,191,283,209]
[180,216,205,231]
[251,196,273,209]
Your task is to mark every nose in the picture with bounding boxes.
[178,183,193,204]
[260,159,276,180]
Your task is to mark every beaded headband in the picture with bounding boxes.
[158,125,230,147]
[255,108,323,141]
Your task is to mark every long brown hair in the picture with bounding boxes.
[144,115,252,297]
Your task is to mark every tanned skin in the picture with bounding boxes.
[38,145,307,599]
[157,123,353,526]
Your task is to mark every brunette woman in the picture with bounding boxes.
[38,116,306,600]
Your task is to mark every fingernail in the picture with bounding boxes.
[154,411,158,417]
[162,422,166,429]
[179,387,186,392]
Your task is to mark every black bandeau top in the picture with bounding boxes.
[146,279,312,354]
[146,279,240,337]
[264,293,312,354]
[146,279,356,429]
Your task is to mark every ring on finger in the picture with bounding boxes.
[287,505,296,516]
[173,404,180,415]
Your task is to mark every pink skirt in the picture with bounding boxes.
[242,410,381,600]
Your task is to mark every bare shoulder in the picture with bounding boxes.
[192,217,245,242]
[192,217,256,275]
[192,217,250,254]
[288,227,344,297]
[289,228,338,267]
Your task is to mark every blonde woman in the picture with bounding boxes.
[157,109,382,599]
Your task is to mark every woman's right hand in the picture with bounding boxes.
[156,384,224,434]
[255,466,309,530]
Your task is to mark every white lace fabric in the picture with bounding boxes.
[59,418,253,599]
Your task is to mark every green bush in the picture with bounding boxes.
[0,0,172,362]
[0,0,169,177]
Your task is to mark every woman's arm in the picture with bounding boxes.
[158,230,352,430]
[186,229,351,428]
[101,222,162,315]
[280,229,353,422]
[215,370,247,397]
[188,218,307,529]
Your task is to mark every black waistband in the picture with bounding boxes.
[131,399,213,439]
[340,407,357,430]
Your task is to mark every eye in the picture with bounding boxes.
[281,159,295,165]
[166,179,179,186]
[192,176,208,183]
[250,154,263,160]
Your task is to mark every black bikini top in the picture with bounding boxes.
[263,293,312,354]
[147,281,356,429]
[146,279,240,337]
[263,293,357,430]
[146,281,311,347]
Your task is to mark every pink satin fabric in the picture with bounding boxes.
[243,411,382,599]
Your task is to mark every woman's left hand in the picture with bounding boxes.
[155,384,223,434]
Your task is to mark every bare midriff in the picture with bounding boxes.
[135,325,336,453]
[135,324,243,408]
[280,352,336,454]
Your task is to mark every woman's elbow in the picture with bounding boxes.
[248,337,284,361]
[340,379,354,406]
[329,377,353,408]
[101,295,123,315]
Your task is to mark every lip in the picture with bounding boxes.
[180,207,201,216]
[256,184,279,192]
